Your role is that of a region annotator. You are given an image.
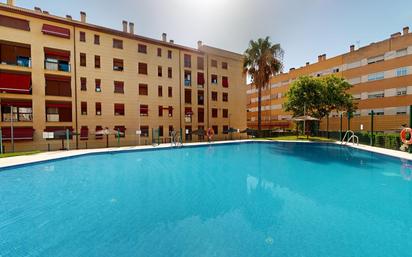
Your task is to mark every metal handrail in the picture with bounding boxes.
[342,130,359,145]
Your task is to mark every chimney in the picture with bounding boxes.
[169,39,174,44]
[7,0,14,6]
[34,7,42,12]
[122,20,128,33]
[80,11,86,23]
[289,68,295,72]
[66,15,72,20]
[129,22,134,34]
[306,62,310,66]
[43,10,49,15]
[162,33,167,42]
[318,55,322,62]
[197,40,202,49]
[322,54,327,60]
[403,26,409,35]
[350,45,355,52]
[391,32,401,38]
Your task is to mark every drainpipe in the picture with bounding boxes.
[73,25,79,149]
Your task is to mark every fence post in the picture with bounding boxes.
[370,110,374,146]
[339,113,343,141]
[347,112,351,131]
[0,128,3,154]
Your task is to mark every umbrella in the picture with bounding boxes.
[191,128,205,136]
[224,127,239,134]
[240,128,256,134]
[291,115,319,121]
[95,128,124,147]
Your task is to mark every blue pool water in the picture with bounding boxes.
[1,142,412,257]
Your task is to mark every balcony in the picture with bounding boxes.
[0,43,31,69]
[45,60,71,72]
[184,79,191,87]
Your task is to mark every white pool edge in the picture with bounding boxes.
[0,139,410,169]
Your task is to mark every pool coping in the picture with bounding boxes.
[0,139,410,169]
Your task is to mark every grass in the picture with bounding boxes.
[259,135,336,142]
[0,150,41,158]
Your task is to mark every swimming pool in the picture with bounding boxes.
[0,142,411,257]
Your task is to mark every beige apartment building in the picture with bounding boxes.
[247,26,412,133]
[0,0,246,152]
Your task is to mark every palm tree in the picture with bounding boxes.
[243,37,283,134]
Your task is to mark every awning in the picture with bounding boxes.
[0,72,31,94]
[95,126,103,139]
[44,48,70,61]
[46,102,72,108]
[45,74,71,82]
[1,127,34,141]
[42,24,70,39]
[80,126,88,140]
[185,107,193,115]
[0,100,32,107]
[197,72,205,85]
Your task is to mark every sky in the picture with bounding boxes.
[12,0,412,70]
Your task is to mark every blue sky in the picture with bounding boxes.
[13,0,412,70]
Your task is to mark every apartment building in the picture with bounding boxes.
[247,26,412,133]
[0,0,246,152]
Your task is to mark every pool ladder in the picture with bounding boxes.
[341,130,359,145]
[170,131,183,148]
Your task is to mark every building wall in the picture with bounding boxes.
[0,2,247,152]
[247,28,412,133]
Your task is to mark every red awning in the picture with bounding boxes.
[197,72,205,85]
[1,127,34,141]
[222,77,229,88]
[95,126,103,139]
[0,100,32,107]
[42,24,70,39]
[185,107,193,115]
[0,72,31,94]
[45,74,71,82]
[80,126,88,140]
[46,102,72,108]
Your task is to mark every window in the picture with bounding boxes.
[45,75,71,97]
[368,72,384,81]
[396,67,408,77]
[369,109,384,116]
[80,77,87,91]
[79,31,86,42]
[222,62,228,69]
[157,48,162,57]
[138,62,148,75]
[222,92,228,102]
[114,126,126,138]
[222,109,228,118]
[197,91,204,105]
[212,91,218,101]
[168,106,173,117]
[140,126,149,137]
[167,50,172,59]
[184,54,191,68]
[184,70,191,86]
[95,102,101,115]
[212,108,218,118]
[168,86,173,97]
[198,108,204,123]
[81,102,87,115]
[158,85,163,97]
[168,67,172,78]
[1,105,33,122]
[140,104,149,116]
[95,79,101,92]
[222,76,229,88]
[95,55,100,68]
[114,81,124,93]
[113,58,124,71]
[95,126,103,139]
[138,44,147,54]
[352,94,361,100]
[211,74,218,84]
[113,39,123,49]
[158,126,164,137]
[80,53,86,66]
[114,103,124,116]
[223,125,229,134]
[169,125,174,135]
[333,68,340,73]
[139,84,148,95]
[396,48,407,57]
[197,56,204,70]
[158,106,163,117]
[197,72,205,86]
[185,89,191,104]
[158,66,162,77]
[367,55,384,64]
[94,34,100,45]
[396,106,407,115]
[212,125,218,135]
[211,59,217,67]
[397,87,407,96]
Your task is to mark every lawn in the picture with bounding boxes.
[0,150,42,158]
[261,135,336,142]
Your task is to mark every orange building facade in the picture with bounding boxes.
[0,1,247,152]
[247,26,412,133]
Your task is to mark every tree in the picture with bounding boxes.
[283,75,356,134]
[243,37,283,134]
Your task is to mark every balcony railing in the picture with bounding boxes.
[184,79,191,86]
[0,56,32,68]
[44,60,71,72]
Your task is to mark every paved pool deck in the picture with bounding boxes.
[0,139,410,169]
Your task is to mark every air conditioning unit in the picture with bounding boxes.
[95,87,101,92]
[96,111,101,115]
